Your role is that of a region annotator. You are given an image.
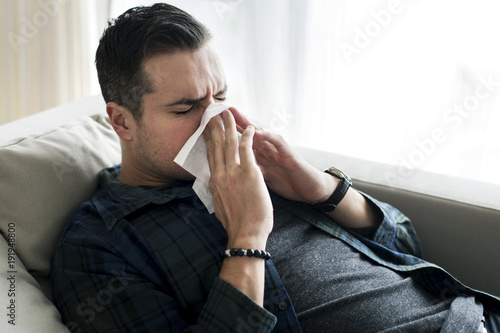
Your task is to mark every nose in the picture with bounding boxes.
[201,95,218,111]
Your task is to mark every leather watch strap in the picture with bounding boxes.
[311,177,351,213]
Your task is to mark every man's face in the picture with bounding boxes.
[127,45,227,185]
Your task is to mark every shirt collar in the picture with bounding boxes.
[92,165,197,228]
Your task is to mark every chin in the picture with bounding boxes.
[170,167,196,181]
[179,173,196,181]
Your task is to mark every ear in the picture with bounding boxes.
[106,102,135,141]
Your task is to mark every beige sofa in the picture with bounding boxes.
[0,95,498,332]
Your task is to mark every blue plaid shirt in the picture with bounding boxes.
[51,165,499,332]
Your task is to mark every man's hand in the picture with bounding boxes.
[203,110,273,248]
[229,107,336,204]
[229,107,382,229]
[203,110,273,306]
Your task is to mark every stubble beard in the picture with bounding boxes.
[135,128,195,183]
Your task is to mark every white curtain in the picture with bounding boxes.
[0,0,109,125]
[212,0,500,208]
[292,0,500,186]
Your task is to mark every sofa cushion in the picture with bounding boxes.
[0,113,121,278]
[0,237,70,332]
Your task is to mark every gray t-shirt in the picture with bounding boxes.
[267,206,483,332]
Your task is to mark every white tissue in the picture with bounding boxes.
[173,103,234,214]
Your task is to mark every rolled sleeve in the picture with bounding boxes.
[199,278,277,333]
[360,192,423,258]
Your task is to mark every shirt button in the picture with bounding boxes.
[278,301,288,310]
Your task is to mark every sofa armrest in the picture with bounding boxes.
[354,179,500,298]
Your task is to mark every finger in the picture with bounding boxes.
[222,110,240,167]
[239,125,258,168]
[254,128,291,153]
[229,107,262,133]
[253,139,279,157]
[203,115,226,172]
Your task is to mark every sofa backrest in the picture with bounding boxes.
[0,95,121,332]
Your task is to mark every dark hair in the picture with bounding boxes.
[95,3,212,123]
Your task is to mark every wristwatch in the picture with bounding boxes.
[312,167,352,213]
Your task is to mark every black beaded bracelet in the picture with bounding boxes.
[221,248,271,260]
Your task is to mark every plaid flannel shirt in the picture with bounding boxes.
[51,165,499,332]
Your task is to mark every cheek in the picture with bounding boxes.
[168,121,201,155]
[142,111,204,159]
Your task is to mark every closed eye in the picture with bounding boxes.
[174,104,196,115]
[215,85,228,102]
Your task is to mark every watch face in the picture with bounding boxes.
[326,167,352,185]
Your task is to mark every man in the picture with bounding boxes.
[51,3,499,332]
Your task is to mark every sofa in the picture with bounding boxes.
[1,95,498,332]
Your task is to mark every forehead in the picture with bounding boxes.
[142,45,225,101]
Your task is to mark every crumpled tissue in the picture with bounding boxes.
[174,103,238,214]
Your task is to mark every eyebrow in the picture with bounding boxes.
[166,96,204,107]
[166,84,228,107]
